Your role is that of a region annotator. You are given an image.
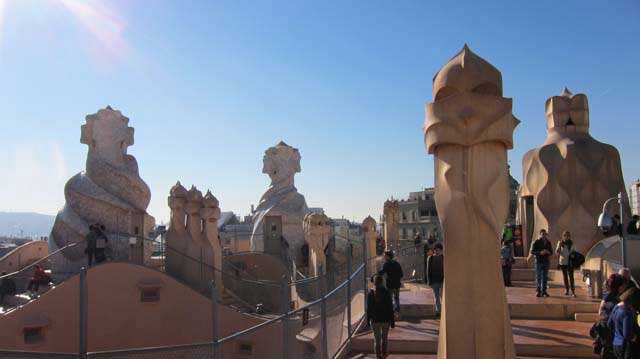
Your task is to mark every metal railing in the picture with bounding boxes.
[0,230,375,359]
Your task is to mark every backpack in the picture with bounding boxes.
[590,321,613,356]
[569,251,585,269]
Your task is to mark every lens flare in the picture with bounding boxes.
[57,0,129,67]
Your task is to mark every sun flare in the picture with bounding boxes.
[0,0,128,67]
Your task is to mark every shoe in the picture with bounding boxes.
[564,290,569,296]
[536,292,541,297]
[542,292,550,297]
[571,291,576,297]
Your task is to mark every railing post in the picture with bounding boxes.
[79,267,87,359]
[346,245,352,336]
[281,275,291,359]
[211,280,220,359]
[319,269,329,359]
[362,236,368,321]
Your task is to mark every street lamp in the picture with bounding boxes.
[597,192,626,267]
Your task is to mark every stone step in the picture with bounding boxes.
[574,312,600,323]
[346,354,595,359]
[510,268,586,286]
[350,319,597,358]
[400,283,599,320]
[512,268,536,281]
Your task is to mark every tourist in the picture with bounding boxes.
[556,231,576,296]
[85,224,98,266]
[95,224,108,264]
[425,243,444,316]
[500,240,515,287]
[0,272,17,305]
[611,215,622,236]
[26,265,51,295]
[367,274,395,359]
[414,232,422,246]
[601,274,627,322]
[628,215,639,235]
[378,251,403,314]
[530,229,553,297]
[593,274,626,359]
[618,268,639,292]
[607,287,640,359]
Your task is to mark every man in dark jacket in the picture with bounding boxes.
[425,243,444,315]
[530,229,553,297]
[378,251,403,313]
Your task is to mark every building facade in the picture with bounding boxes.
[631,179,640,216]
[397,188,442,242]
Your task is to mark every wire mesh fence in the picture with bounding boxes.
[0,227,373,359]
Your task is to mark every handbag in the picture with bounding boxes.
[569,251,585,269]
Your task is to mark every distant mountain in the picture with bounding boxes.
[0,212,55,237]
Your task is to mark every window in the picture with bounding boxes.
[140,287,160,302]
[24,327,44,344]
[236,341,254,357]
[402,228,407,239]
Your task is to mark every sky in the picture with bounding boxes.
[0,0,639,225]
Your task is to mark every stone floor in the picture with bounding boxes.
[346,267,600,359]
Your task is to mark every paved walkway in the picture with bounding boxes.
[401,280,597,306]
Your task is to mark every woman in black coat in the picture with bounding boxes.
[367,275,395,358]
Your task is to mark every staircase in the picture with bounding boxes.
[346,258,600,359]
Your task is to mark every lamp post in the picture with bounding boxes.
[597,192,626,267]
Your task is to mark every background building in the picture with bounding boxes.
[507,171,520,225]
[397,188,442,242]
[631,179,640,216]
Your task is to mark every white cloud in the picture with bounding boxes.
[0,141,69,214]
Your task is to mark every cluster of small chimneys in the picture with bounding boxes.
[169,181,219,209]
[167,181,221,240]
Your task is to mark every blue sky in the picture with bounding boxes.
[0,0,639,225]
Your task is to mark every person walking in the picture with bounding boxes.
[367,275,395,359]
[378,251,403,314]
[530,229,553,297]
[556,231,576,296]
[608,287,640,359]
[500,240,515,287]
[425,243,444,316]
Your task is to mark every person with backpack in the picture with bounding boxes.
[608,287,640,359]
[556,231,576,296]
[500,240,515,287]
[378,251,403,314]
[425,243,444,316]
[592,274,626,359]
[367,275,395,359]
